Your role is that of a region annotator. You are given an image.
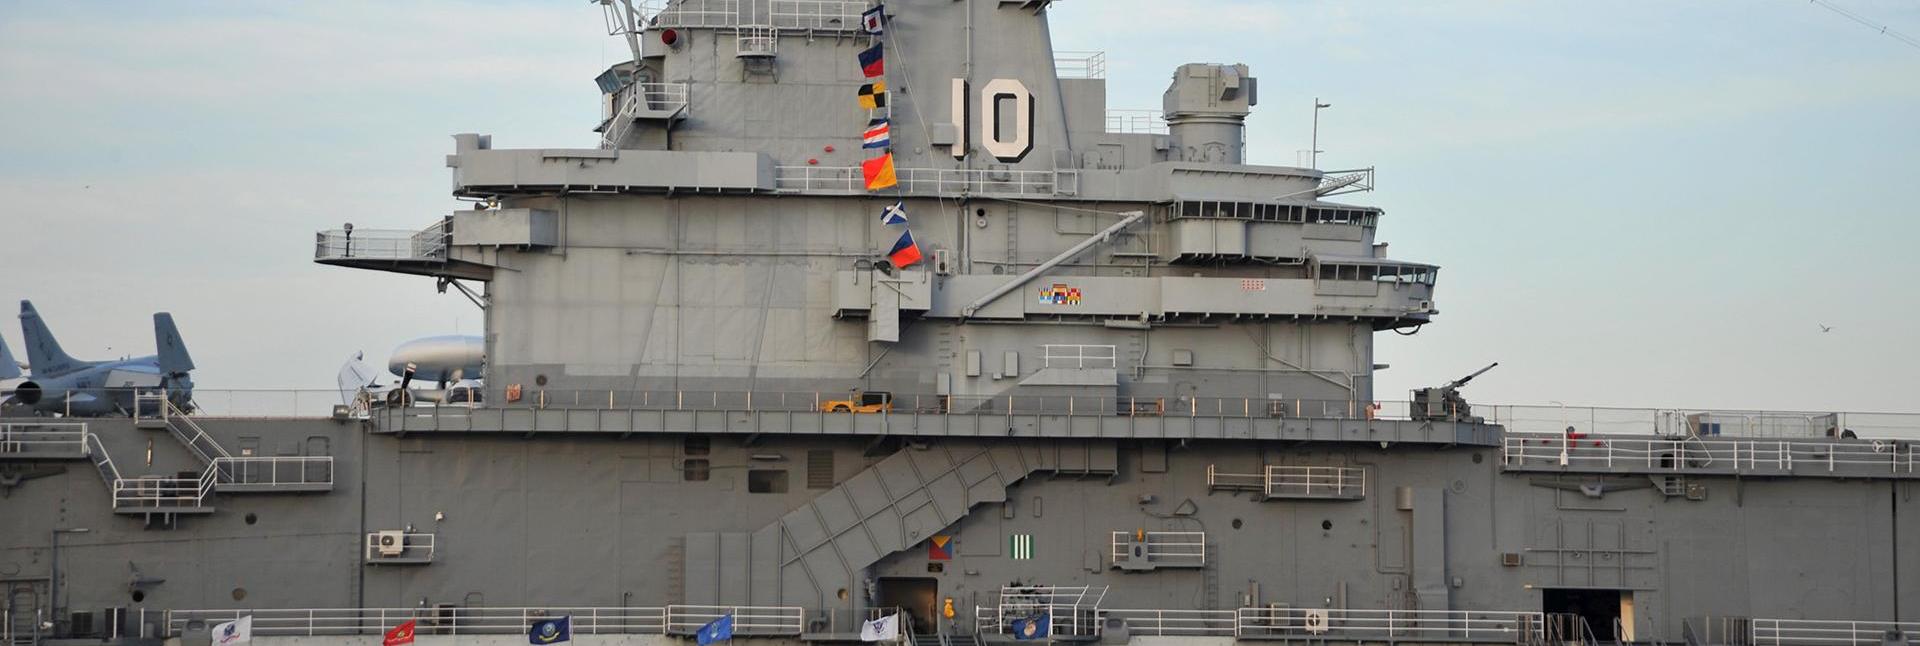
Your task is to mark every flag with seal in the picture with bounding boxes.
[528,616,572,644]
[1011,613,1050,640]
[860,613,901,642]
[697,615,736,646]
[212,616,253,645]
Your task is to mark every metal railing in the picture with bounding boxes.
[646,0,868,31]
[0,422,90,457]
[664,605,804,635]
[111,470,216,511]
[1752,619,1920,646]
[1101,609,1237,636]
[1109,531,1206,566]
[364,532,436,563]
[1106,110,1168,135]
[1054,51,1106,79]
[602,82,692,148]
[1235,608,1545,642]
[979,586,1109,638]
[1483,405,1919,439]
[167,607,668,637]
[774,166,1077,197]
[1502,433,1918,478]
[314,219,450,262]
[213,456,335,488]
[1041,344,1116,369]
[1265,465,1367,498]
[138,394,232,462]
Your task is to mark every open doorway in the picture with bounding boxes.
[1543,588,1625,642]
[875,577,939,635]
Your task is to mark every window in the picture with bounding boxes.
[748,470,789,494]
[683,459,711,482]
[683,435,711,456]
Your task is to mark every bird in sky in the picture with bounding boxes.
[1819,324,1833,333]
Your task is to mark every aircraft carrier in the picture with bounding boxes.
[3,1,1916,645]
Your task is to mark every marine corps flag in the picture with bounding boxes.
[862,153,898,191]
[383,619,417,646]
[858,42,886,78]
[858,81,888,110]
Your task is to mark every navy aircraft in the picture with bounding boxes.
[0,331,24,408]
[8,300,196,417]
[338,335,485,408]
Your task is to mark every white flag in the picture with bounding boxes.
[860,613,901,642]
[212,615,253,645]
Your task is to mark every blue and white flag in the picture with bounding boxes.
[1011,613,1050,640]
[697,614,736,646]
[880,201,909,226]
[529,616,572,644]
[213,616,252,645]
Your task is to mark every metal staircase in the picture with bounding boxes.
[135,393,230,464]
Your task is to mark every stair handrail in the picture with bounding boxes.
[162,395,232,462]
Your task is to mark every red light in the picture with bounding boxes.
[807,158,819,165]
[661,29,679,46]
[824,145,836,153]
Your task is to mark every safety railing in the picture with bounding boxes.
[314,219,450,262]
[774,166,1078,197]
[1264,465,1367,498]
[139,394,232,462]
[213,456,335,490]
[1041,344,1116,369]
[1502,433,1919,478]
[111,470,215,511]
[1106,110,1168,135]
[1483,405,1918,440]
[1235,608,1545,642]
[664,605,804,636]
[1101,609,1237,636]
[1752,619,1920,646]
[167,607,668,637]
[364,532,436,563]
[980,586,1109,638]
[0,422,90,458]
[1054,50,1106,79]
[647,0,868,31]
[1109,531,1206,567]
[602,82,692,148]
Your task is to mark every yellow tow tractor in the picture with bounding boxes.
[821,390,894,414]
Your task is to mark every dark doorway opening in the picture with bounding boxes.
[1543,588,1623,642]
[876,577,939,635]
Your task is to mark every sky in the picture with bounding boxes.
[1,1,1916,415]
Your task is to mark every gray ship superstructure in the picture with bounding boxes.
[3,2,1917,646]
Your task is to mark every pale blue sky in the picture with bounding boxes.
[1,1,1916,413]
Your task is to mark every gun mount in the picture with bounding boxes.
[1412,362,1498,423]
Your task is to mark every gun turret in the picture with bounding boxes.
[1413,362,1499,423]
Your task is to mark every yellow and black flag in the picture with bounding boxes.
[858,81,888,110]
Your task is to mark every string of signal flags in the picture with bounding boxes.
[853,3,923,270]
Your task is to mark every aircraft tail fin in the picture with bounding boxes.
[19,300,80,376]
[154,313,196,375]
[0,331,20,380]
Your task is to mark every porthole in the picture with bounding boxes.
[1231,518,1243,530]
[131,591,146,603]
[1321,520,1333,531]
[1472,453,1484,464]
[232,587,247,601]
[244,513,258,525]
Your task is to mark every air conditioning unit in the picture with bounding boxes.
[933,249,952,276]
[376,530,407,557]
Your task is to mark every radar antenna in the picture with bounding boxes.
[597,0,649,64]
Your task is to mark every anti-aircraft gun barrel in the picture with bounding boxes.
[1445,362,1499,389]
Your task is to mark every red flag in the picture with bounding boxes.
[888,230,923,268]
[384,619,416,646]
[861,153,898,191]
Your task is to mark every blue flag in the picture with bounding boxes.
[880,201,908,226]
[529,616,572,644]
[697,614,735,646]
[1011,613,1049,640]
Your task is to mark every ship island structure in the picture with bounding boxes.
[3,1,1917,645]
